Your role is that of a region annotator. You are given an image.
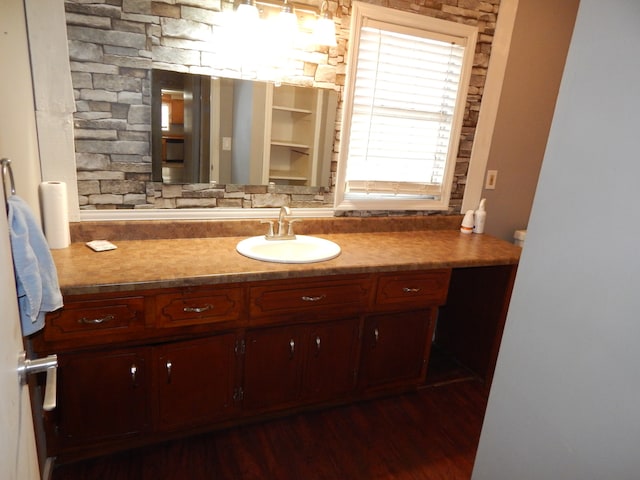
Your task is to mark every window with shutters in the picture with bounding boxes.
[335,3,478,211]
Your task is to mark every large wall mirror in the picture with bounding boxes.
[54,0,498,213]
[151,69,338,188]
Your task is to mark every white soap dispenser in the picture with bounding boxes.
[474,198,487,234]
[460,209,475,234]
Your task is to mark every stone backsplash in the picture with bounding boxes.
[65,0,501,211]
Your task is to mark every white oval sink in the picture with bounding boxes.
[236,235,341,264]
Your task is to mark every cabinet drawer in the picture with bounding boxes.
[249,276,372,322]
[156,286,244,328]
[44,296,145,345]
[375,269,451,309]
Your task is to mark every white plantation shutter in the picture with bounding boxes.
[337,4,477,210]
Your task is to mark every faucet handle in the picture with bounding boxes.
[287,218,302,236]
[260,220,275,237]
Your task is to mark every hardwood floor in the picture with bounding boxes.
[52,380,488,480]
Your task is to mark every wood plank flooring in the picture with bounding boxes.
[52,380,488,480]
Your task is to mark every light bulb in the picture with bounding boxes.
[313,2,336,47]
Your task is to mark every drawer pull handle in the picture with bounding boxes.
[301,295,326,302]
[183,304,213,313]
[402,287,421,293]
[289,339,295,358]
[130,364,138,387]
[166,361,172,383]
[79,314,115,325]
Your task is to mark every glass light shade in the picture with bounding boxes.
[313,15,337,47]
[236,1,259,22]
[278,9,299,41]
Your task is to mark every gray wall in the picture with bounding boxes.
[473,1,640,478]
[483,0,578,241]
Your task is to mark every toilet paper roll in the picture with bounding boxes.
[39,181,70,249]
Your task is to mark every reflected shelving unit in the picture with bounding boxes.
[263,84,328,186]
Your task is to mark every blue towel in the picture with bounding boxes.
[7,195,63,336]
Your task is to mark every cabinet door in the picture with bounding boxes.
[302,318,360,403]
[154,334,238,430]
[242,326,303,412]
[56,348,149,447]
[359,310,435,392]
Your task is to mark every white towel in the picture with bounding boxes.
[7,195,63,336]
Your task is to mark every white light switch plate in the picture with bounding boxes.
[485,170,498,190]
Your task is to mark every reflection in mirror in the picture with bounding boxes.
[262,81,338,187]
[151,69,338,188]
[152,70,211,184]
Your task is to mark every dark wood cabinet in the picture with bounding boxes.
[435,265,517,387]
[248,275,371,322]
[56,347,150,447]
[359,309,436,392]
[37,265,514,462]
[243,317,361,412]
[153,334,239,430]
[43,294,146,349]
[374,270,450,310]
[155,285,245,328]
[242,325,303,412]
[301,318,360,402]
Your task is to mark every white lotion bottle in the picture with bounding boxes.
[460,209,475,234]
[474,198,487,234]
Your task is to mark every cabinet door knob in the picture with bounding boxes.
[315,336,321,356]
[166,361,172,383]
[373,327,379,346]
[130,364,138,387]
[289,339,295,358]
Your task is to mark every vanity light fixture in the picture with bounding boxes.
[313,0,337,47]
[279,0,297,24]
[236,0,260,21]
[278,0,299,40]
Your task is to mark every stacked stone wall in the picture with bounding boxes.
[65,0,500,211]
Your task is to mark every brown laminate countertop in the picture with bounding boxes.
[52,230,521,295]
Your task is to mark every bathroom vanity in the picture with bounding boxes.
[32,223,520,463]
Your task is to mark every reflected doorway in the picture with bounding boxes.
[152,70,211,183]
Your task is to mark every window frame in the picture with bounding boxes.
[334,2,478,211]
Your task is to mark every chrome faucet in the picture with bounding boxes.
[261,206,300,240]
[278,205,291,237]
